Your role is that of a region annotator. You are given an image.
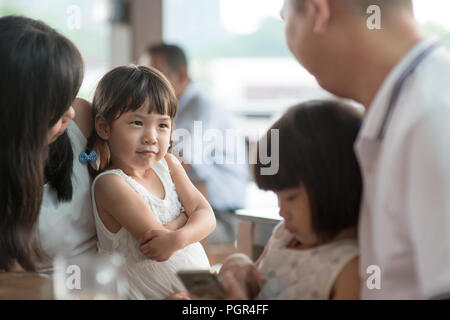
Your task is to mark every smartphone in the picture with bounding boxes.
[177,269,226,299]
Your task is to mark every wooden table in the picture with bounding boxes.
[0,272,54,300]
[234,208,282,260]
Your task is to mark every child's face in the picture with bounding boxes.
[276,185,318,245]
[106,102,172,170]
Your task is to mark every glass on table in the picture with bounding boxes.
[53,252,128,300]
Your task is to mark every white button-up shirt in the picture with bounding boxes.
[356,36,450,299]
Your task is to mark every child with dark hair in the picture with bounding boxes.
[86,65,215,299]
[219,100,363,300]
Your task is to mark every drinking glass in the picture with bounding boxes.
[53,252,128,300]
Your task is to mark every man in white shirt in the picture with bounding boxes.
[140,43,250,245]
[280,0,450,299]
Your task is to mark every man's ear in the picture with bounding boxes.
[310,0,331,34]
[95,115,110,140]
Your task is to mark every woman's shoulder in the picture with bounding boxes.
[72,98,92,139]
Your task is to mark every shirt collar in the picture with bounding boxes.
[358,35,439,140]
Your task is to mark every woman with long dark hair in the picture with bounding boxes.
[0,15,96,272]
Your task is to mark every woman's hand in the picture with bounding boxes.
[219,253,266,299]
[139,229,183,261]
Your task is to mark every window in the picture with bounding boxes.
[162,0,450,209]
[163,0,331,135]
[0,0,111,100]
[414,0,450,50]
[163,0,450,132]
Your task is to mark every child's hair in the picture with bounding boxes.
[0,15,84,271]
[253,100,363,243]
[86,65,178,178]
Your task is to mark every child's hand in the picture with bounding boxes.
[221,271,249,300]
[219,253,266,299]
[139,229,182,261]
[164,291,192,300]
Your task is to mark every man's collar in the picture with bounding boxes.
[358,35,439,140]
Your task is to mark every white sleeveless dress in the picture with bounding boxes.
[256,222,359,300]
[91,158,210,300]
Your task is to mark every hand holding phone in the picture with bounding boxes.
[177,269,226,299]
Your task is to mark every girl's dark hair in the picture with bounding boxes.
[0,16,84,271]
[253,100,363,242]
[86,65,178,178]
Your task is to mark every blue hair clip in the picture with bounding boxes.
[79,151,98,164]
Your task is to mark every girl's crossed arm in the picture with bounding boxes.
[94,173,186,258]
[139,153,216,261]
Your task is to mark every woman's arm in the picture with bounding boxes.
[330,256,360,300]
[72,98,93,139]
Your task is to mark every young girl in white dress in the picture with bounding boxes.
[85,65,215,299]
[219,100,363,300]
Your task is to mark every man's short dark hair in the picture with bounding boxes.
[146,43,188,72]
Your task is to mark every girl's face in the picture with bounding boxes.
[105,102,172,171]
[276,185,318,245]
[48,105,76,144]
